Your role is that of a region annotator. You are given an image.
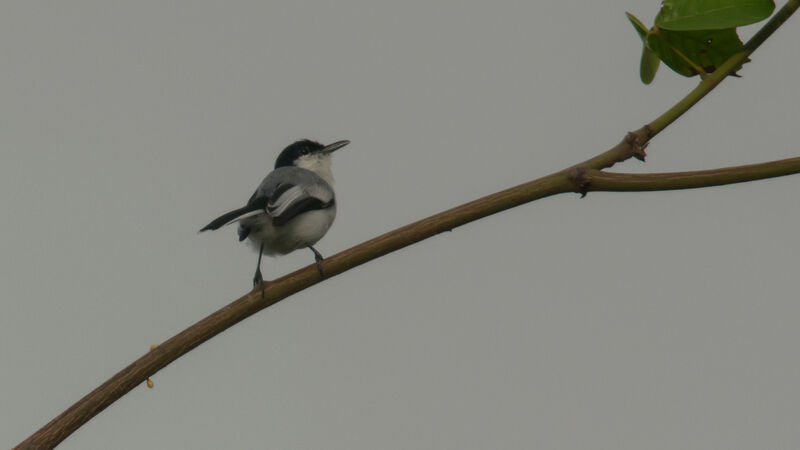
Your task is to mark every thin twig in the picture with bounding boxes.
[584,157,800,192]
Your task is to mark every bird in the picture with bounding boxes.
[200,139,349,293]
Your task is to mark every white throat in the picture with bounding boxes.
[295,153,334,186]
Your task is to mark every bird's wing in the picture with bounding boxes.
[265,182,334,227]
[201,167,334,232]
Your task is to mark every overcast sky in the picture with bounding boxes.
[2,1,799,449]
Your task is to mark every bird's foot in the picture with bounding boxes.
[309,246,325,278]
[253,270,265,298]
[314,258,325,278]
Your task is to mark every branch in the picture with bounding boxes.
[581,157,800,192]
[17,1,799,448]
[578,0,800,172]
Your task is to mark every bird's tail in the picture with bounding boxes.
[199,205,264,232]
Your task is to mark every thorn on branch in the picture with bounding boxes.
[568,167,590,198]
[626,131,649,162]
[146,345,158,389]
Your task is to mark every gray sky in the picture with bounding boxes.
[2,1,799,449]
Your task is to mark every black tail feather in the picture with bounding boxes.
[199,204,260,232]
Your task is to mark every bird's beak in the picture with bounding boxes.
[321,140,350,154]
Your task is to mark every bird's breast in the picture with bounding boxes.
[242,205,336,256]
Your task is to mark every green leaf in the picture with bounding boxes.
[646,27,745,77]
[627,12,661,83]
[640,46,661,84]
[655,0,775,30]
[626,12,649,41]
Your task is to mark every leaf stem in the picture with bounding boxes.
[648,0,800,136]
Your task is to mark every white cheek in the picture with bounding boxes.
[297,155,334,185]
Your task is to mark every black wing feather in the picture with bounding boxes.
[202,179,333,232]
[270,197,332,227]
[199,196,267,232]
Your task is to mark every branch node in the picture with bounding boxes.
[626,131,648,162]
[568,167,590,197]
[643,124,655,140]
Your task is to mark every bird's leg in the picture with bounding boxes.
[308,246,325,278]
[253,243,265,298]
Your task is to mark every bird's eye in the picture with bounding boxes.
[301,148,310,155]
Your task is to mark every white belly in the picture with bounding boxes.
[243,206,336,256]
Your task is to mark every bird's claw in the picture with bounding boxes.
[253,270,265,298]
[314,258,325,278]
[308,246,325,278]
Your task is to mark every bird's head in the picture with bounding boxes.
[274,139,349,186]
[274,139,349,171]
